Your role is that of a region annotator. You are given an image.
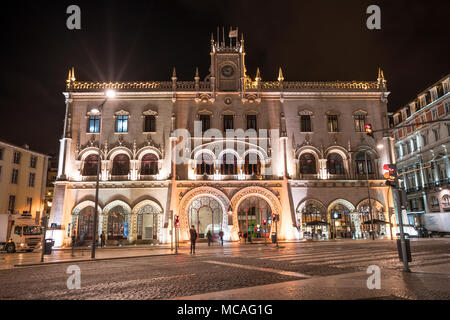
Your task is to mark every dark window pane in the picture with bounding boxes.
[247,115,257,130]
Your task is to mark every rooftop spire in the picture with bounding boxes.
[71,67,76,81]
[172,67,177,78]
[195,67,199,78]
[255,67,261,81]
[278,67,284,82]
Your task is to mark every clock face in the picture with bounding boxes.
[221,65,234,77]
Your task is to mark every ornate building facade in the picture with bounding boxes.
[49,31,397,247]
[391,74,450,227]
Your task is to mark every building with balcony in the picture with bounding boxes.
[49,30,396,247]
[0,139,49,223]
[391,74,450,226]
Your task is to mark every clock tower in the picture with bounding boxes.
[209,28,248,92]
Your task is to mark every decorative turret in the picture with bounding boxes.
[66,67,76,89]
[377,67,387,89]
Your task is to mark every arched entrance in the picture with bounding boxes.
[188,197,223,239]
[237,197,272,241]
[327,199,356,239]
[102,200,132,244]
[297,199,329,240]
[71,200,103,245]
[131,199,164,244]
[178,187,230,241]
[230,186,283,242]
[356,199,387,239]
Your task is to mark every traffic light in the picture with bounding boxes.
[365,124,374,138]
[263,219,267,225]
[174,215,180,227]
[383,164,398,187]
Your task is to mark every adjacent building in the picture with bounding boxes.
[0,139,49,224]
[50,30,397,247]
[391,74,450,227]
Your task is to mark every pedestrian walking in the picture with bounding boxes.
[243,232,247,244]
[189,225,197,254]
[219,231,224,246]
[207,230,212,246]
[100,232,105,248]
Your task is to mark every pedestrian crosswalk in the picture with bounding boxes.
[194,245,450,270]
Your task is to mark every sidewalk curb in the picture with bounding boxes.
[14,252,177,268]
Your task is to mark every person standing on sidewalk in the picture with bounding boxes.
[219,231,224,246]
[207,230,212,246]
[190,225,197,254]
[100,233,105,248]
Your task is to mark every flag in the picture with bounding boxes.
[229,29,238,38]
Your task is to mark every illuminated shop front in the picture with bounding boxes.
[237,196,272,241]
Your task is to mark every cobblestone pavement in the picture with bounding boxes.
[0,238,449,300]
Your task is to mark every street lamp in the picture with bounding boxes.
[365,151,375,240]
[91,90,115,259]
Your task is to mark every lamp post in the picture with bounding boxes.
[91,90,115,259]
[365,151,375,240]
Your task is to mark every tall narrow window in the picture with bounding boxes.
[141,154,159,175]
[354,114,367,132]
[28,173,35,187]
[116,115,129,133]
[355,152,373,175]
[433,128,440,141]
[247,115,257,131]
[199,115,211,133]
[327,115,338,132]
[8,195,15,213]
[223,115,234,131]
[144,115,156,132]
[88,115,100,133]
[13,151,21,164]
[0,148,3,160]
[300,115,312,132]
[30,156,37,168]
[26,197,32,213]
[422,134,428,146]
[11,168,19,184]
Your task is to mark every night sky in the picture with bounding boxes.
[0,0,448,155]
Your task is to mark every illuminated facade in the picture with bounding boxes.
[391,74,450,226]
[0,139,49,222]
[50,31,396,247]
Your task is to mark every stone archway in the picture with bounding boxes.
[71,201,103,242]
[230,186,282,241]
[178,187,230,241]
[131,199,163,243]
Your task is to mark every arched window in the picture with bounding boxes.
[327,153,345,175]
[83,154,99,176]
[141,153,159,175]
[220,153,237,175]
[244,153,261,175]
[76,206,96,242]
[137,205,160,241]
[196,153,214,175]
[107,205,127,239]
[299,153,316,174]
[112,154,130,176]
[355,152,373,175]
